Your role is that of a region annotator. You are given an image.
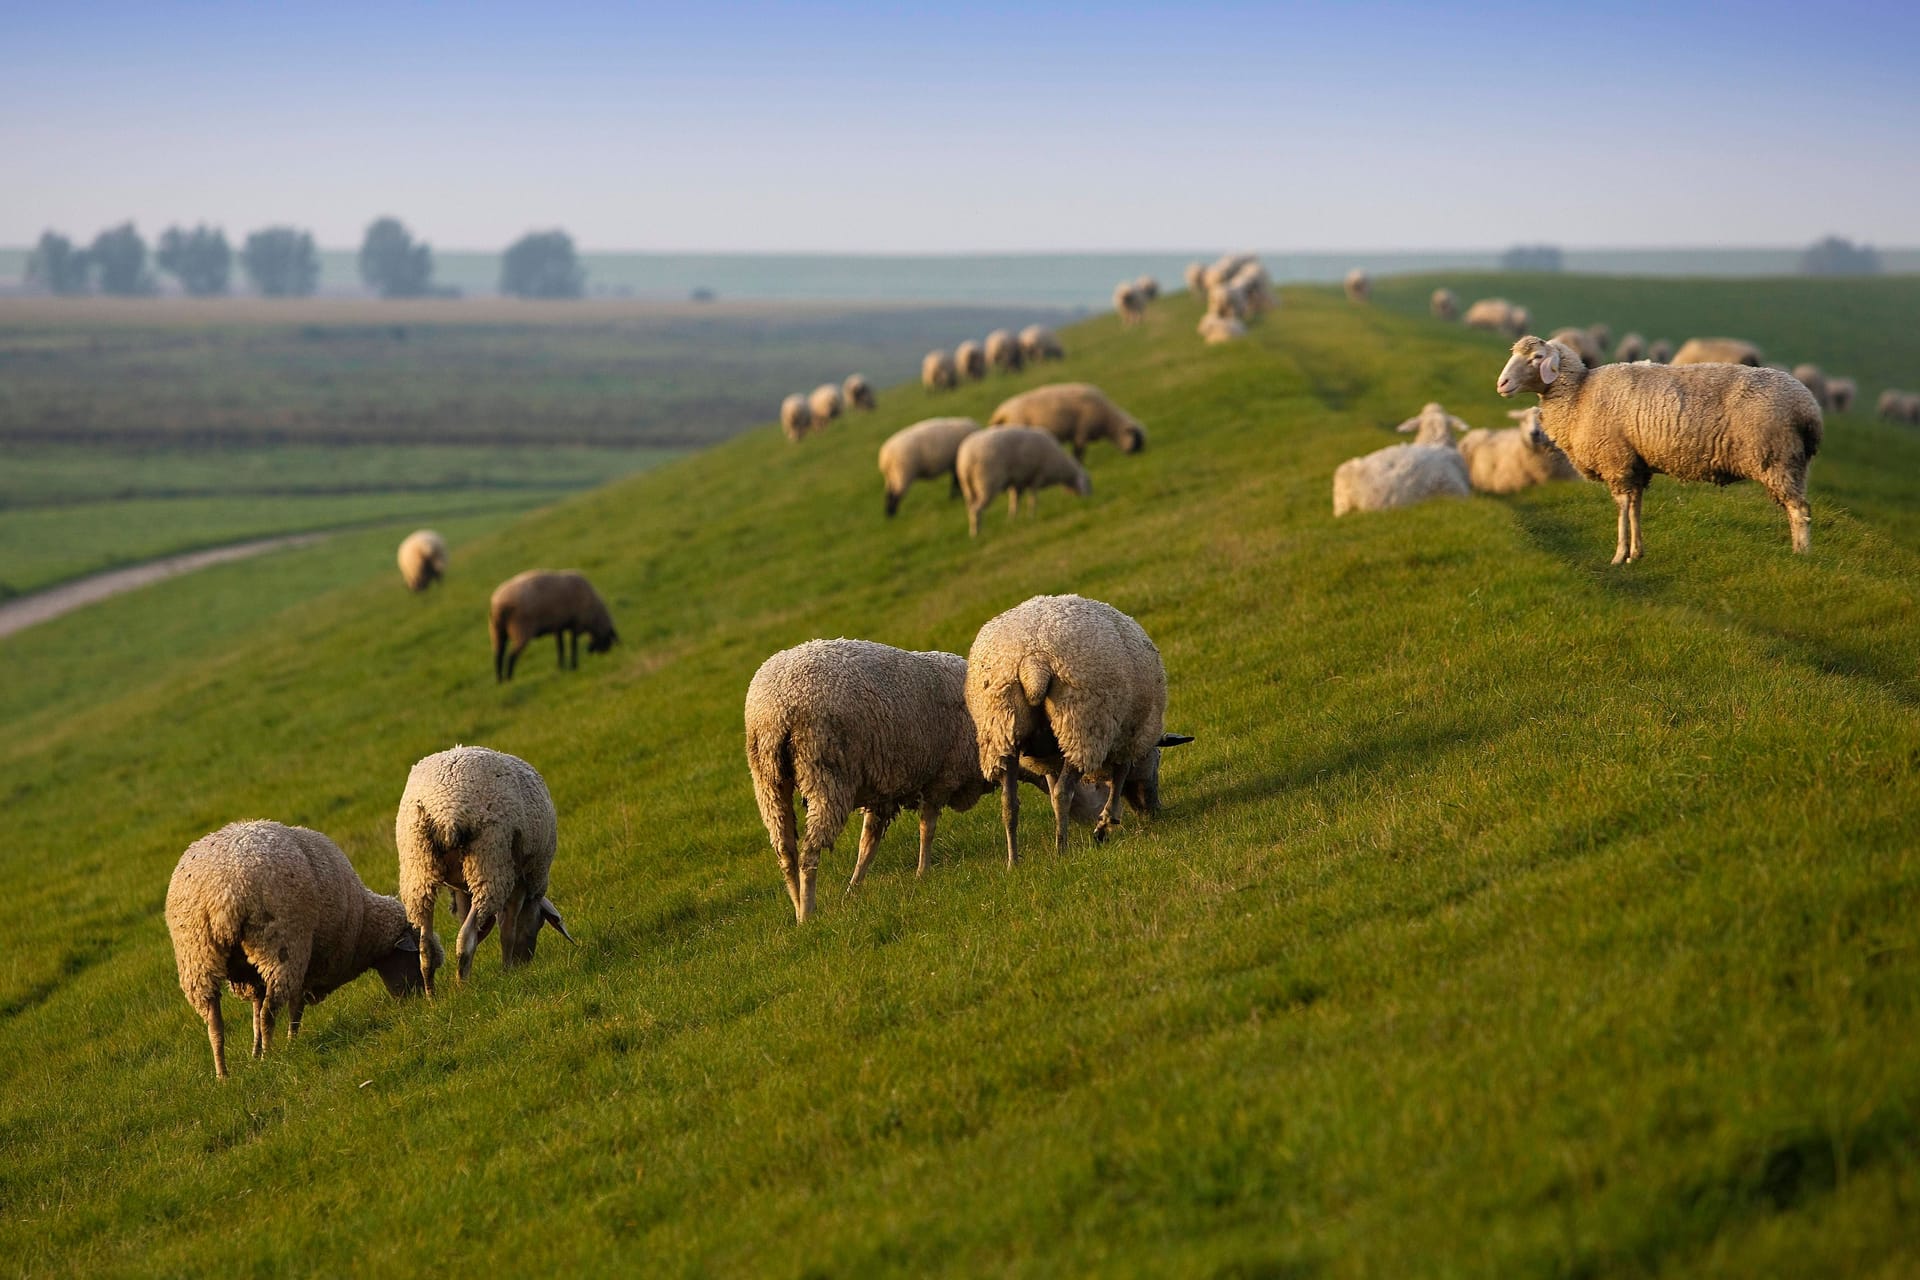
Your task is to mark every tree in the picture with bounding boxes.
[501,230,584,299]
[359,217,435,298]
[89,222,155,295]
[1499,244,1564,272]
[1800,235,1880,276]
[156,225,232,297]
[24,231,91,295]
[242,226,320,297]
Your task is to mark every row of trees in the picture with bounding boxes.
[23,222,586,298]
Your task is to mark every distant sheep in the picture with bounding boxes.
[398,530,448,593]
[878,416,979,516]
[780,393,813,441]
[985,328,1025,374]
[1671,337,1762,367]
[956,339,987,380]
[922,349,959,391]
[1431,288,1459,322]
[955,427,1091,536]
[1205,281,1247,321]
[1791,364,1829,409]
[1332,442,1470,516]
[1648,338,1675,364]
[1018,324,1064,363]
[1550,327,1607,368]
[1613,332,1647,363]
[1344,268,1371,303]
[1457,407,1582,493]
[489,570,617,682]
[1113,282,1144,327]
[1203,253,1258,289]
[1878,389,1920,424]
[1465,298,1529,338]
[843,373,876,411]
[1826,377,1856,413]
[1183,261,1207,294]
[1229,263,1274,316]
[1134,275,1160,302]
[1587,323,1613,354]
[988,382,1146,457]
[809,382,845,425]
[1394,402,1472,445]
[1497,335,1821,561]
[1198,314,1246,344]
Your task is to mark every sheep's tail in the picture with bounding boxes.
[746,721,798,858]
[1798,411,1824,461]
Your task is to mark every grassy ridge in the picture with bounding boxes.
[1,282,1916,1275]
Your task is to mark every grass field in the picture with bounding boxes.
[2,278,1917,1276]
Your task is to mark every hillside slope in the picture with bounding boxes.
[3,284,1917,1277]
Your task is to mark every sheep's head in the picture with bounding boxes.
[1122,733,1197,816]
[1121,420,1147,453]
[503,894,576,968]
[589,624,618,654]
[1072,465,1093,498]
[374,925,442,997]
[1497,337,1570,397]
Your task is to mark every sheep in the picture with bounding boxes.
[166,820,438,1078]
[1206,281,1247,321]
[965,594,1193,861]
[1183,261,1207,294]
[1134,274,1160,302]
[987,382,1146,458]
[1198,313,1247,344]
[878,416,979,516]
[1826,377,1856,414]
[1456,407,1582,494]
[843,373,877,411]
[1878,389,1920,424]
[1018,324,1064,363]
[1229,263,1274,316]
[1614,332,1648,363]
[1497,335,1822,561]
[1465,298,1529,338]
[1550,327,1607,368]
[955,427,1091,536]
[780,392,814,441]
[1113,281,1144,327]
[397,529,448,593]
[956,339,988,380]
[744,639,1108,922]
[1431,288,1460,322]
[1671,337,1762,367]
[1344,268,1371,304]
[922,349,959,392]
[1394,402,1473,445]
[489,570,617,682]
[1648,338,1675,364]
[1791,364,1830,409]
[396,745,574,992]
[808,382,845,426]
[1203,253,1258,289]
[1331,441,1471,516]
[1587,323,1613,355]
[985,328,1025,374]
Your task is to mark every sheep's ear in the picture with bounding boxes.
[1536,348,1560,385]
[395,930,420,954]
[539,898,576,944]
[1158,733,1195,748]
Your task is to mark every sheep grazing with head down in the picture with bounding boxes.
[988,382,1146,458]
[1134,275,1160,302]
[1018,324,1064,363]
[1671,337,1762,367]
[956,427,1091,536]
[1344,268,1371,304]
[1206,281,1247,322]
[744,639,1107,922]
[489,570,617,682]
[1113,281,1144,327]
[166,820,438,1078]
[1790,364,1830,410]
[922,349,958,392]
[1395,402,1472,445]
[843,373,876,411]
[1614,332,1647,363]
[397,529,448,592]
[1183,261,1207,294]
[781,393,814,441]
[985,328,1025,374]
[878,416,979,517]
[1431,288,1459,322]
[1878,389,1920,424]
[1229,263,1274,317]
[396,745,573,993]
[1497,334,1822,561]
[808,382,845,426]
[1203,252,1258,289]
[1648,338,1675,364]
[956,339,988,380]
[965,594,1193,862]
[1826,377,1856,414]
[1456,407,1581,494]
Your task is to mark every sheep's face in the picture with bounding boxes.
[1497,339,1561,397]
[504,895,576,967]
[1122,733,1196,815]
[1121,422,1146,453]
[589,625,618,654]
[375,928,442,997]
[1072,469,1093,498]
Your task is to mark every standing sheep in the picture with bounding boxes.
[808,382,845,426]
[397,529,448,593]
[1331,442,1471,516]
[1791,364,1830,409]
[1877,389,1920,424]
[1671,337,1762,367]
[1344,268,1371,303]
[1183,261,1207,294]
[744,639,1107,922]
[1431,288,1460,322]
[1826,377,1856,414]
[878,416,979,516]
[843,373,877,411]
[1614,332,1648,363]
[985,328,1025,374]
[1204,253,1259,290]
[1229,263,1274,316]
[988,382,1146,457]
[489,570,618,682]
[1018,324,1064,363]
[1648,338,1675,364]
[1456,408,1581,494]
[1587,323,1613,355]
[965,594,1193,862]
[166,820,438,1078]
[922,349,959,392]
[396,746,573,992]
[1206,281,1248,321]
[1550,327,1607,368]
[956,339,988,380]
[1113,282,1144,327]
[780,393,814,441]
[1134,274,1160,302]
[955,428,1091,536]
[1497,335,1822,561]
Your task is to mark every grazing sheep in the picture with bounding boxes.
[956,339,988,380]
[781,393,814,441]
[1826,377,1856,414]
[397,529,448,593]
[1614,332,1648,363]
[1497,335,1822,561]
[1431,288,1460,322]
[843,373,876,411]
[1878,389,1920,424]
[1648,338,1675,364]
[1018,324,1064,363]
[1198,314,1247,344]
[744,639,1107,922]
[1394,402,1472,446]
[1465,298,1529,338]
[1203,253,1258,289]
[985,328,1025,374]
[878,416,979,516]
[1206,281,1247,321]
[809,382,845,425]
[988,382,1146,458]
[1331,442,1471,516]
[1344,268,1371,303]
[1113,282,1144,327]
[396,746,573,992]
[1183,261,1207,294]
[1550,327,1607,368]
[955,427,1091,536]
[1456,407,1582,493]
[166,820,437,1078]
[965,594,1193,861]
[489,570,618,682]
[1791,364,1830,409]
[1229,263,1274,316]
[922,349,959,392]
[1587,323,1613,355]
[1134,275,1160,302]
[1671,337,1763,367]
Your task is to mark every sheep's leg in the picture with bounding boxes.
[1095,761,1130,844]
[192,989,227,1079]
[916,804,940,877]
[968,498,985,538]
[449,886,471,924]
[278,948,310,1041]
[1000,757,1022,867]
[556,631,566,669]
[251,992,271,1059]
[1609,488,1632,565]
[770,782,803,919]
[796,794,851,924]
[1051,761,1082,857]
[1768,469,1813,553]
[571,630,581,669]
[404,886,440,997]
[1627,487,1645,562]
[1007,488,1020,520]
[456,888,503,982]
[947,473,961,500]
[505,638,527,681]
[847,806,895,893]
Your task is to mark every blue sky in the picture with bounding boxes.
[2,0,1915,252]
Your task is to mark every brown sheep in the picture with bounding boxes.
[489,570,618,682]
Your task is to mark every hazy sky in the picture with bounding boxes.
[4,0,1915,252]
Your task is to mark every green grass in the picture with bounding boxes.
[2,280,1917,1276]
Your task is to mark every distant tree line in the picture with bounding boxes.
[23,220,588,299]
[1800,235,1880,276]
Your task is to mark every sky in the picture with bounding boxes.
[3,0,1916,253]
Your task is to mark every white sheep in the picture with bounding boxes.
[922,349,959,392]
[396,745,574,993]
[1877,389,1920,424]
[1018,324,1064,362]
[1826,377,1856,414]
[809,382,845,425]
[987,382,1146,457]
[166,820,438,1078]
[1456,408,1582,493]
[1203,253,1258,289]
[744,639,1105,922]
[1229,263,1274,316]
[956,339,988,380]
[1183,261,1207,294]
[1198,313,1246,344]
[985,328,1025,374]
[1133,274,1160,302]
[1431,288,1459,322]
[1497,334,1822,561]
[843,373,877,411]
[955,427,1091,536]
[1790,364,1830,409]
[1113,282,1144,327]
[1394,402,1472,445]
[780,392,814,441]
[878,416,979,517]
[397,530,448,592]
[1550,327,1607,368]
[1670,337,1762,367]
[1331,441,1470,516]
[1206,281,1247,321]
[1344,268,1371,304]
[965,594,1193,861]
[1613,332,1647,363]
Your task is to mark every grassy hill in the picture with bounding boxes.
[2,280,1917,1276]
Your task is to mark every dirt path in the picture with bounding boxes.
[0,532,331,640]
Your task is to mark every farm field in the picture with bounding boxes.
[2,277,1917,1276]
